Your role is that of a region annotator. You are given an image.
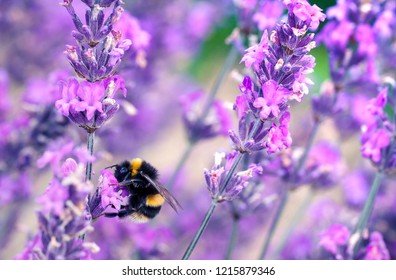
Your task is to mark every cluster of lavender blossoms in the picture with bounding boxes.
[313,0,396,132]
[229,0,323,155]
[88,169,129,220]
[56,0,132,201]
[56,75,126,133]
[56,0,130,132]
[182,0,326,260]
[234,0,285,35]
[0,71,70,207]
[361,86,396,171]
[6,0,396,262]
[302,0,396,260]
[16,159,98,259]
[204,151,262,201]
[179,91,232,142]
[15,0,137,259]
[319,223,390,260]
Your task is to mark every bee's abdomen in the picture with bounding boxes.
[140,205,161,219]
[145,194,165,207]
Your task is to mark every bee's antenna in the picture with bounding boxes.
[105,164,118,169]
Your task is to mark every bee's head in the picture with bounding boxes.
[114,161,132,182]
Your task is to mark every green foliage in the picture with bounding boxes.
[188,16,237,82]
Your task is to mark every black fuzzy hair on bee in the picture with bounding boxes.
[105,158,181,223]
[113,159,158,188]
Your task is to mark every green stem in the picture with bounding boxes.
[258,121,319,259]
[182,152,244,260]
[198,46,239,122]
[0,203,21,253]
[224,216,240,260]
[351,171,385,258]
[271,190,314,258]
[167,46,238,191]
[295,121,319,176]
[258,190,289,259]
[85,132,95,182]
[81,132,95,241]
[182,201,218,260]
[219,153,244,194]
[167,140,195,191]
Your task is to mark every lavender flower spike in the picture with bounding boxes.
[231,0,322,154]
[204,152,260,202]
[17,159,98,259]
[55,75,126,133]
[183,0,325,260]
[179,91,232,142]
[62,0,131,82]
[88,169,129,220]
[359,86,395,172]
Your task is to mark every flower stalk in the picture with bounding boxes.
[167,46,238,191]
[351,171,385,258]
[272,190,314,258]
[258,190,288,259]
[258,120,320,259]
[85,132,95,182]
[197,46,239,131]
[225,215,240,260]
[182,152,244,260]
[184,0,325,260]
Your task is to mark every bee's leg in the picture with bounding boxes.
[103,208,128,218]
[118,179,144,187]
[104,207,137,218]
[104,212,120,218]
[122,173,131,182]
[117,210,133,218]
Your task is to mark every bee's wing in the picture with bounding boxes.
[139,171,182,213]
[157,185,183,213]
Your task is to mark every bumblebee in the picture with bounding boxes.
[105,158,181,223]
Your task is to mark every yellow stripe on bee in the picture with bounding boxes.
[146,194,165,207]
[130,158,143,176]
